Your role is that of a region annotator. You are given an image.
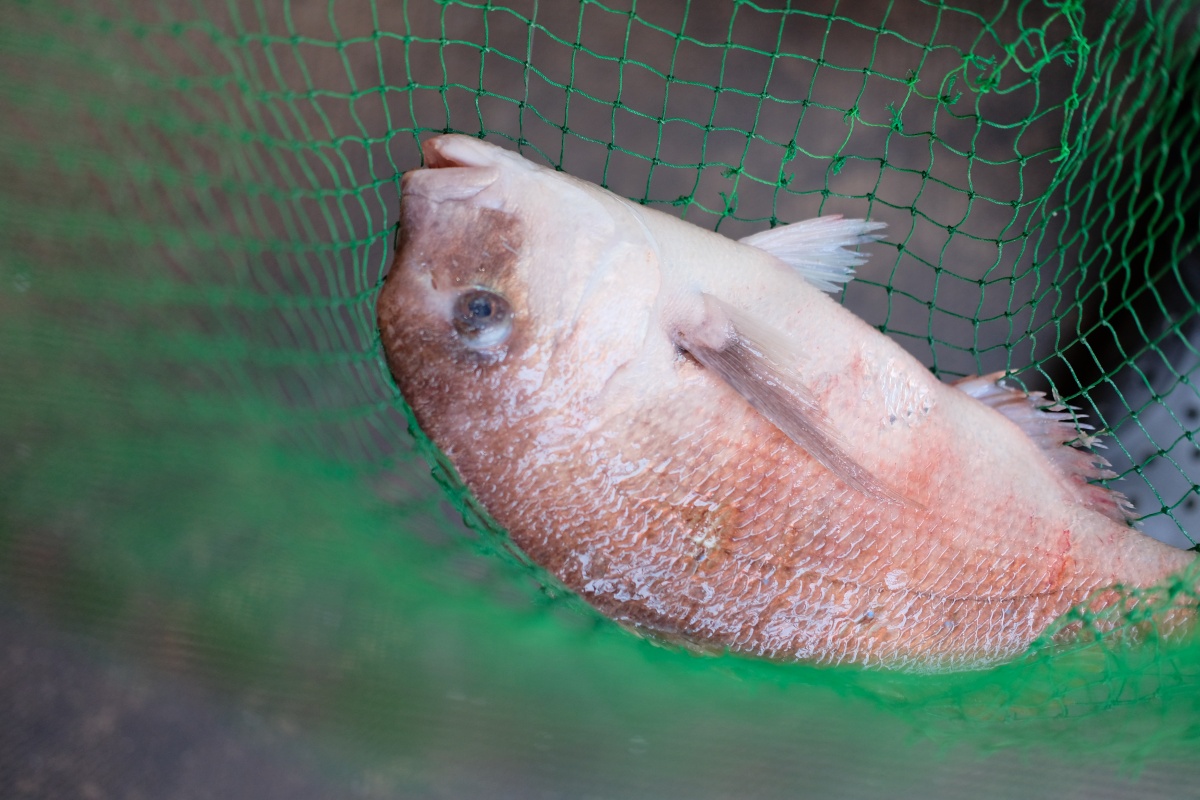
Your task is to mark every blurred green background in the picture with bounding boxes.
[2,0,1200,797]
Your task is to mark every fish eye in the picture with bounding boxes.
[452,288,512,349]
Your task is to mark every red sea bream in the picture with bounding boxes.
[377,134,1195,670]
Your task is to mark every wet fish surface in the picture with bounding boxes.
[377,134,1195,670]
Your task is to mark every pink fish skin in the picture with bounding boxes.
[377,134,1196,670]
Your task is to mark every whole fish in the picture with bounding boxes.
[377,134,1195,670]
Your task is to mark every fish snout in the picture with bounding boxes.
[403,134,540,209]
[421,133,535,172]
[386,180,526,334]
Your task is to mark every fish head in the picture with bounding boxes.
[377,134,663,454]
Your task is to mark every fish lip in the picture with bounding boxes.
[401,164,500,203]
[422,134,539,172]
[405,135,541,205]
[422,134,500,169]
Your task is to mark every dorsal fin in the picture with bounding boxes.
[953,373,1135,523]
[739,216,887,293]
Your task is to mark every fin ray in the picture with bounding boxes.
[739,216,887,293]
[954,373,1134,523]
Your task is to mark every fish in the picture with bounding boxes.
[376,134,1197,670]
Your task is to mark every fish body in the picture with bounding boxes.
[378,135,1195,670]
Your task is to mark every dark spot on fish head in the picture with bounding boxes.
[376,167,541,456]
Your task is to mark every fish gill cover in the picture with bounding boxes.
[1,0,1199,797]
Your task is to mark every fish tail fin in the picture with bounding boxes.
[954,373,1136,524]
[739,216,887,293]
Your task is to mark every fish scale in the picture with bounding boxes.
[476,390,1102,667]
[378,135,1196,670]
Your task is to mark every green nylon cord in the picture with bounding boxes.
[2,0,1200,784]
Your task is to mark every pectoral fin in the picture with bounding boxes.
[674,294,905,504]
[740,216,887,293]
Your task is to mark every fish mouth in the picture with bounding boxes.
[400,136,520,205]
[422,134,540,172]
[422,134,500,169]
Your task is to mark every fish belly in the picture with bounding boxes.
[482,358,1193,669]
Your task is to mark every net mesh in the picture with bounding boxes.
[2,0,1200,792]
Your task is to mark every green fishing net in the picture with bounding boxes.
[3,0,1200,795]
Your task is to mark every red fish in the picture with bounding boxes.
[377,135,1195,669]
